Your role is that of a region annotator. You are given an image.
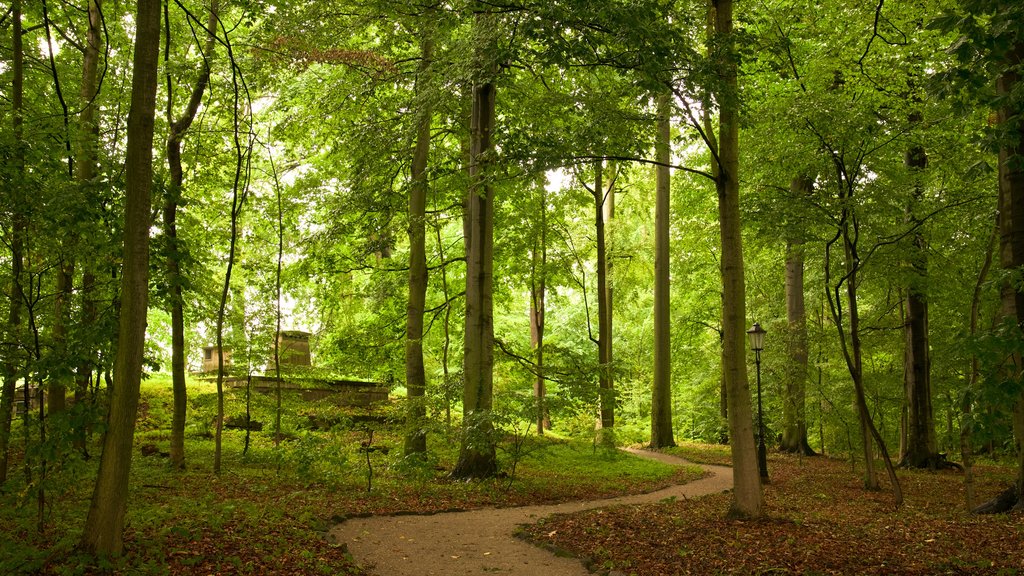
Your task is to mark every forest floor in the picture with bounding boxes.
[330,448,732,576]
[520,449,1024,575]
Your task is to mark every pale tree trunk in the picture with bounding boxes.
[79,0,161,555]
[0,0,26,486]
[650,91,675,448]
[702,1,728,444]
[899,112,937,469]
[530,188,549,434]
[781,177,814,455]
[165,0,219,471]
[594,161,615,435]
[453,12,497,478]
[404,33,433,456]
[712,0,763,519]
[995,40,1024,506]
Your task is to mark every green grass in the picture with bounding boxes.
[654,441,734,466]
[0,374,701,575]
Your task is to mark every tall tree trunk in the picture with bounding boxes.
[899,112,937,469]
[73,0,103,452]
[453,13,497,478]
[595,161,615,435]
[79,0,161,555]
[0,0,26,486]
[712,0,763,519]
[781,178,814,455]
[404,33,433,456]
[530,188,549,434]
[995,40,1024,505]
[651,91,675,448]
[164,0,218,471]
[49,266,73,415]
[213,22,249,476]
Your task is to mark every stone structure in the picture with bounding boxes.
[201,345,232,373]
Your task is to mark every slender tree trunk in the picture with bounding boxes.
[651,91,675,448]
[453,14,497,478]
[79,0,161,555]
[995,40,1024,505]
[530,188,549,434]
[711,0,763,519]
[434,216,453,429]
[963,223,996,510]
[595,161,615,435]
[826,193,902,505]
[404,33,433,456]
[0,0,26,486]
[214,21,249,476]
[781,178,814,455]
[270,144,284,447]
[165,0,218,469]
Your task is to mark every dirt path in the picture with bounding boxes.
[329,449,733,576]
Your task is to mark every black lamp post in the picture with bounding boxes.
[747,322,768,480]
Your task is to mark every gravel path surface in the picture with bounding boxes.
[329,449,733,576]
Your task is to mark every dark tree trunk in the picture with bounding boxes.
[530,188,549,434]
[453,14,497,478]
[825,178,903,506]
[165,0,218,470]
[79,0,161,556]
[899,113,937,469]
[595,161,615,435]
[0,0,26,486]
[995,39,1024,507]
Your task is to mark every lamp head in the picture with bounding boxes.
[747,322,766,352]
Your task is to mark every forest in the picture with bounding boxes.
[1,0,1024,574]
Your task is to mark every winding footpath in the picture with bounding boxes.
[329,449,733,576]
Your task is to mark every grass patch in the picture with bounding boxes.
[1,375,701,575]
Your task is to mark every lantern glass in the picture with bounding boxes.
[746,322,766,352]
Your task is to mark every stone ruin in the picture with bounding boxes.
[200,330,387,407]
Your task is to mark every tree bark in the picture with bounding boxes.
[826,184,903,505]
[995,39,1024,504]
[79,0,161,555]
[165,0,218,471]
[899,112,937,469]
[0,0,26,486]
[595,161,615,435]
[781,178,814,455]
[650,91,675,448]
[404,33,433,456]
[530,188,549,434]
[453,14,497,478]
[712,0,763,519]
[73,0,103,450]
